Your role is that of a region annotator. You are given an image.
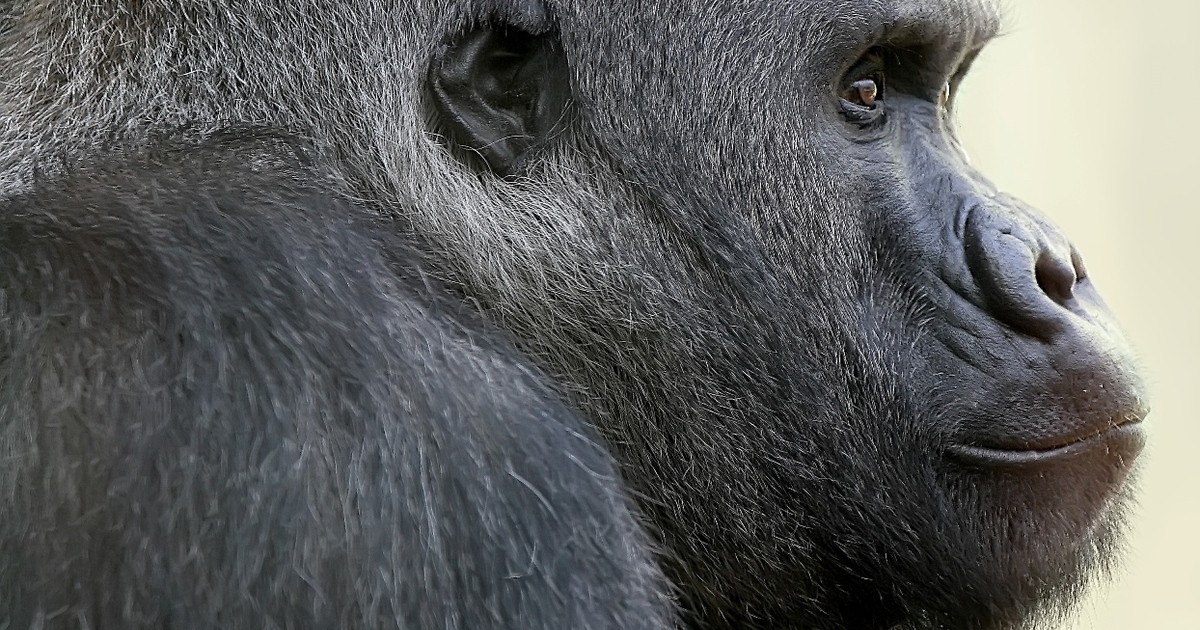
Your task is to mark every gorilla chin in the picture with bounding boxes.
[0,0,1148,629]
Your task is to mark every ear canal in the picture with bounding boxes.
[428,24,571,177]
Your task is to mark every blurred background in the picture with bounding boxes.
[955,0,1198,627]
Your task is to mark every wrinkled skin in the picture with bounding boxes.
[0,1,1147,629]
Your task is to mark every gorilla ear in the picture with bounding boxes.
[428,21,571,178]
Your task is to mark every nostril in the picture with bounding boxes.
[1071,248,1088,283]
[1034,251,1077,305]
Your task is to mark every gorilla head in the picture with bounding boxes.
[418,2,1148,624]
[0,0,1147,628]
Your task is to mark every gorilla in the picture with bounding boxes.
[0,0,1148,629]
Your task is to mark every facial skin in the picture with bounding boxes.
[0,1,1147,628]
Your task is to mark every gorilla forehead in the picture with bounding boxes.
[562,0,1002,61]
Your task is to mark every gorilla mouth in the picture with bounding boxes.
[948,418,1146,469]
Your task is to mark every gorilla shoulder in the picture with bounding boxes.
[0,144,670,628]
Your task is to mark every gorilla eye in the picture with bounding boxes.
[844,77,881,108]
[839,51,887,127]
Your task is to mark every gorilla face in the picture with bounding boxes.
[428,0,1147,626]
[0,0,1147,628]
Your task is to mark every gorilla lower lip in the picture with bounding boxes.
[949,422,1145,468]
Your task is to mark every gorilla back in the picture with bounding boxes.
[0,1,1148,629]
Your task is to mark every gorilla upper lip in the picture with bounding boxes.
[948,412,1147,468]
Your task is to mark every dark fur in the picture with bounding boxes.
[0,1,1145,629]
[0,139,671,628]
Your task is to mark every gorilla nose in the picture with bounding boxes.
[962,204,1089,340]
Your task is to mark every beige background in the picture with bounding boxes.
[955,0,1198,627]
